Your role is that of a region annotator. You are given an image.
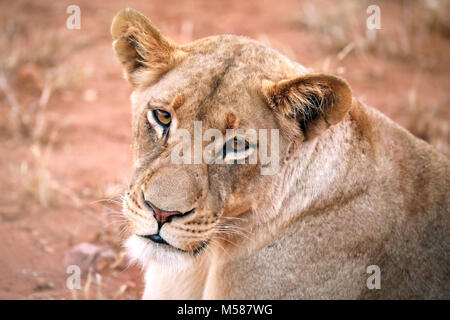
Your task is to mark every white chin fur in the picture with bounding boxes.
[125,235,193,270]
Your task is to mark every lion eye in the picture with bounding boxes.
[222,136,254,162]
[231,137,249,152]
[153,109,172,127]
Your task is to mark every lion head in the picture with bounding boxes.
[111,8,352,267]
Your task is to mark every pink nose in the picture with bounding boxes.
[144,198,193,225]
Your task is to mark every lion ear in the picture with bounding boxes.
[111,8,183,87]
[262,73,352,141]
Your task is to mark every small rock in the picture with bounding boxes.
[34,277,55,291]
[64,242,117,274]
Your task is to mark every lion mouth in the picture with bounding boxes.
[137,233,209,255]
[140,233,168,244]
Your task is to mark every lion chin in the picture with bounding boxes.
[125,235,196,270]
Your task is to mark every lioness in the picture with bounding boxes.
[111,8,449,299]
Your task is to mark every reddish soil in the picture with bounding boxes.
[0,0,448,299]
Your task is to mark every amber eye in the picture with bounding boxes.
[153,109,172,126]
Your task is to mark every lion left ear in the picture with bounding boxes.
[111,8,184,87]
[262,73,352,141]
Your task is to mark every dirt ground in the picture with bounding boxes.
[0,0,448,299]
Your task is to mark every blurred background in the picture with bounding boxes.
[0,0,448,299]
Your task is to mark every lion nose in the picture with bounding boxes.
[142,166,202,212]
[143,196,194,226]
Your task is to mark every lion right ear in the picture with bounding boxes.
[111,8,184,87]
[262,73,352,141]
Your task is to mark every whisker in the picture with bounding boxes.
[209,238,233,260]
[211,235,245,250]
[219,216,249,222]
[90,198,123,205]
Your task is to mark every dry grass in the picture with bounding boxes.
[0,13,91,73]
[19,143,82,208]
[293,1,365,51]
[27,267,137,300]
[69,270,131,300]
[292,0,450,58]
[0,19,91,208]
[405,89,449,157]
[0,71,80,208]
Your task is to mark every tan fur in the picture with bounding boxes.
[112,9,450,299]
